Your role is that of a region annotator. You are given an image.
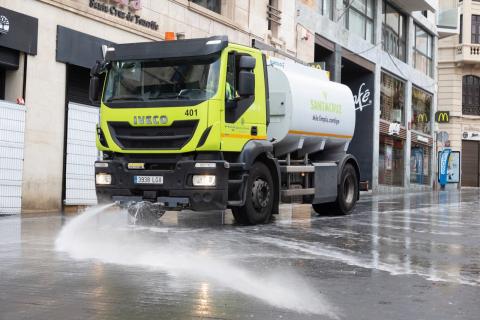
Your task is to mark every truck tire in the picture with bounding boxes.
[232,162,274,225]
[312,163,358,215]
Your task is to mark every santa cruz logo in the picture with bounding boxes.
[0,15,10,35]
[354,83,372,111]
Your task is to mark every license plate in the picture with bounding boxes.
[134,176,163,184]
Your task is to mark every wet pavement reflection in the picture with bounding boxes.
[1,190,480,319]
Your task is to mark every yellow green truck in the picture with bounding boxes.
[90,36,360,225]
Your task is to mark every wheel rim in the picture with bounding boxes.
[343,175,355,205]
[251,178,271,211]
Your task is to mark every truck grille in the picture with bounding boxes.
[108,120,198,150]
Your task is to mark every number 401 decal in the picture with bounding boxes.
[184,109,198,117]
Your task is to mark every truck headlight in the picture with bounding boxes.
[96,173,112,185]
[192,175,216,187]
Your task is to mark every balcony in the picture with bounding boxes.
[390,0,436,13]
[455,44,480,64]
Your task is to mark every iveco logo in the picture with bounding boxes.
[133,115,168,125]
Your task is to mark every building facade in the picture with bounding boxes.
[438,0,480,187]
[296,0,440,192]
[0,0,441,214]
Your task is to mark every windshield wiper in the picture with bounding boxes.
[156,94,190,100]
[107,96,145,102]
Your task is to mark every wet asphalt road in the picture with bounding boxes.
[1,190,480,320]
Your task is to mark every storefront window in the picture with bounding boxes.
[410,145,430,185]
[380,72,405,124]
[413,24,434,77]
[411,87,432,135]
[382,1,406,61]
[343,0,375,43]
[379,136,404,186]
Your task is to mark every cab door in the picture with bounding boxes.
[220,49,267,151]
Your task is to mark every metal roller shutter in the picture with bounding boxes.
[64,102,99,205]
[0,101,26,214]
[461,140,479,187]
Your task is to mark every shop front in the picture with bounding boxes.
[410,86,433,186]
[379,71,406,186]
[0,6,38,214]
[341,50,375,190]
[56,26,114,206]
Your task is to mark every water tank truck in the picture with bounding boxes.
[90,36,360,225]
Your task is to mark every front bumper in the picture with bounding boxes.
[95,159,229,211]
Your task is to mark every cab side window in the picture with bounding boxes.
[226,53,236,101]
[225,52,256,123]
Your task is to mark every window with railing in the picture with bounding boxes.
[463,75,480,115]
[472,15,480,44]
[343,0,375,43]
[267,0,281,38]
[191,0,221,14]
[413,24,434,77]
[382,1,406,61]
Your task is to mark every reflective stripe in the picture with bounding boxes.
[222,133,267,140]
[288,130,352,139]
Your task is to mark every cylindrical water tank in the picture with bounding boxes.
[266,58,356,156]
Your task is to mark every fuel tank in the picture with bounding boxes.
[266,57,356,156]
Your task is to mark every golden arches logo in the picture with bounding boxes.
[436,111,449,123]
[416,113,428,123]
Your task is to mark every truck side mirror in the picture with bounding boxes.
[239,55,256,69]
[237,71,255,97]
[89,76,101,104]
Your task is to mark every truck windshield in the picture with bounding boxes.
[103,56,221,103]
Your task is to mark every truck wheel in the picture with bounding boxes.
[312,163,358,215]
[232,162,274,225]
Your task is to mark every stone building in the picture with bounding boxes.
[0,0,450,214]
[296,0,445,191]
[0,0,301,213]
[438,0,480,187]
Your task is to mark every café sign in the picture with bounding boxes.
[89,0,159,31]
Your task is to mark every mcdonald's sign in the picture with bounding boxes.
[416,113,428,123]
[435,111,450,123]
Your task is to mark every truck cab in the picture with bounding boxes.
[91,36,359,225]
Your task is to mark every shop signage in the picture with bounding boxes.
[462,131,480,141]
[353,83,373,112]
[0,7,38,55]
[388,122,400,135]
[417,135,429,143]
[435,111,449,123]
[0,15,9,34]
[416,113,428,123]
[345,72,375,187]
[89,0,159,31]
